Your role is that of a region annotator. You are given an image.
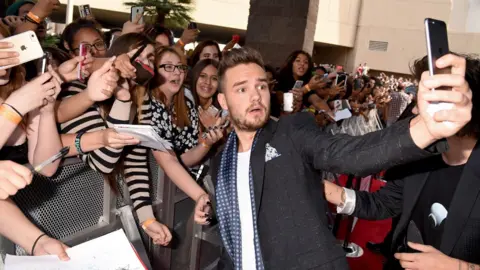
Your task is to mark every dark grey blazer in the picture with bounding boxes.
[211,112,441,270]
[353,141,480,268]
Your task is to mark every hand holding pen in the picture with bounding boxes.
[0,147,69,200]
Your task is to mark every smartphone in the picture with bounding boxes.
[188,22,198,29]
[335,73,347,86]
[77,43,88,82]
[131,6,144,24]
[130,45,154,86]
[39,52,49,74]
[0,31,43,70]
[79,5,92,19]
[425,18,450,90]
[293,80,304,89]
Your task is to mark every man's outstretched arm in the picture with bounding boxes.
[290,54,472,176]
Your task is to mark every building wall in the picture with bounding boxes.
[347,0,480,74]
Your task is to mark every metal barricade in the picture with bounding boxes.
[0,157,151,269]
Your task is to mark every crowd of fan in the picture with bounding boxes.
[0,0,479,269]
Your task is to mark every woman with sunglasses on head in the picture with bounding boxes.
[151,47,223,223]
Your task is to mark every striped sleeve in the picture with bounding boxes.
[123,94,155,223]
[59,82,132,174]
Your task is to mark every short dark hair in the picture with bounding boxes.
[217,47,264,93]
[411,54,480,138]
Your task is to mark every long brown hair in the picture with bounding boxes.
[0,25,25,101]
[150,47,191,128]
[103,33,155,194]
[105,33,155,121]
[190,59,219,108]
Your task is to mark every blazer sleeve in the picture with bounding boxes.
[288,112,444,177]
[352,178,404,220]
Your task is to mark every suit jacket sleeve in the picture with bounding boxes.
[352,177,404,220]
[288,112,444,177]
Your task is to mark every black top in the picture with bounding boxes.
[411,155,464,249]
[0,141,29,165]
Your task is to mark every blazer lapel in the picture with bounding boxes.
[251,119,277,216]
[402,173,429,225]
[440,141,480,255]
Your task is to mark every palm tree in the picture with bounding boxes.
[124,0,194,29]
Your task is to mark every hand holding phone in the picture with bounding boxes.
[131,6,144,24]
[424,18,454,121]
[0,31,43,70]
[188,22,198,29]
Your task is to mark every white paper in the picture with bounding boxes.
[113,124,172,152]
[334,108,352,121]
[5,230,145,270]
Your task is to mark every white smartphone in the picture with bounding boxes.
[293,80,304,89]
[0,31,43,70]
[131,7,144,24]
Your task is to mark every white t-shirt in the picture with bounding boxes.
[237,150,256,269]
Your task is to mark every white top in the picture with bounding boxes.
[237,150,257,269]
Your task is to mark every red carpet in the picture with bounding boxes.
[333,175,391,270]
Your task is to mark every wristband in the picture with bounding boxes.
[0,104,22,125]
[198,138,210,149]
[177,39,185,47]
[27,11,41,24]
[303,84,311,94]
[141,218,156,230]
[75,131,86,155]
[31,233,47,255]
[3,103,23,117]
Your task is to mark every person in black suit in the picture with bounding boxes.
[191,48,473,270]
[325,55,480,269]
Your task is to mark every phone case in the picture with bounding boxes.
[131,7,144,23]
[132,60,154,86]
[0,31,43,70]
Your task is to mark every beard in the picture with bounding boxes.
[229,104,270,132]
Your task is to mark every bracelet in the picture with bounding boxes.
[24,15,39,25]
[2,103,23,117]
[75,131,86,155]
[0,104,22,125]
[27,11,41,24]
[141,218,156,230]
[177,39,185,47]
[31,233,47,255]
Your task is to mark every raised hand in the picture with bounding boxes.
[40,66,63,113]
[121,13,145,35]
[417,54,472,140]
[0,41,19,74]
[86,56,119,102]
[5,72,57,116]
[57,54,94,82]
